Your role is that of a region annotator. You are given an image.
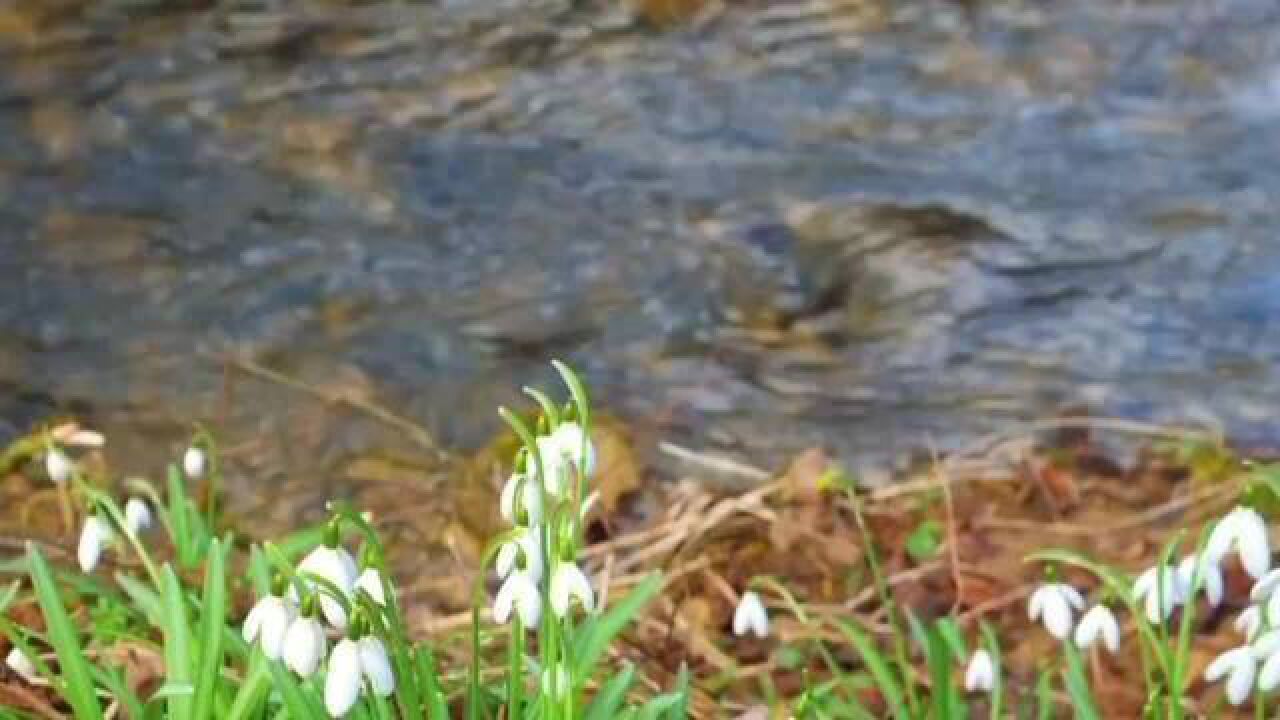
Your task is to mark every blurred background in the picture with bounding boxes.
[2,0,1279,513]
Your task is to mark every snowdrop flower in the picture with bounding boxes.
[494,570,541,627]
[964,649,995,693]
[243,588,297,660]
[124,497,152,535]
[1028,582,1084,639]
[293,534,358,630]
[1074,604,1121,654]
[1133,564,1182,623]
[534,423,596,498]
[541,663,570,699]
[495,528,543,583]
[1237,606,1264,641]
[183,445,206,479]
[550,560,595,618]
[1252,569,1280,604]
[1205,645,1258,706]
[282,607,327,677]
[733,590,769,639]
[1206,506,1271,580]
[1253,630,1280,661]
[5,647,37,683]
[354,567,388,606]
[324,635,395,717]
[77,514,111,573]
[1259,640,1280,692]
[45,448,72,485]
[1177,554,1224,607]
[500,472,543,526]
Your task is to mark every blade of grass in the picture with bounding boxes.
[227,655,272,720]
[585,663,636,720]
[192,537,229,720]
[833,619,910,720]
[160,565,194,719]
[1062,643,1101,720]
[572,573,662,679]
[27,544,103,720]
[415,647,449,720]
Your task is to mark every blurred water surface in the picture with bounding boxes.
[3,0,1280,505]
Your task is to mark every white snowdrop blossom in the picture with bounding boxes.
[732,590,769,639]
[77,515,111,573]
[541,663,570,699]
[5,647,38,684]
[550,561,595,618]
[293,544,358,630]
[1206,506,1271,580]
[183,446,206,479]
[495,529,543,583]
[1133,565,1182,623]
[500,472,543,526]
[1177,554,1224,607]
[494,570,541,627]
[282,613,327,677]
[1260,645,1280,693]
[45,448,72,485]
[354,567,388,606]
[1253,569,1280,604]
[534,423,596,498]
[243,593,296,660]
[1206,645,1258,707]
[124,497,152,535]
[1237,606,1264,641]
[964,649,995,693]
[1253,630,1280,661]
[324,635,394,717]
[1074,604,1121,654]
[357,636,395,697]
[1028,583,1084,639]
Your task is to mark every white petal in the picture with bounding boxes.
[495,572,541,628]
[354,568,387,606]
[325,638,363,717]
[183,446,206,479]
[283,617,326,677]
[1178,555,1224,607]
[733,591,769,639]
[1206,646,1252,683]
[1254,630,1280,661]
[1132,567,1157,601]
[358,637,395,697]
[45,448,72,485]
[964,649,994,693]
[124,498,152,534]
[1260,651,1280,692]
[62,429,105,448]
[1055,584,1085,611]
[535,436,568,497]
[1226,656,1257,706]
[1040,591,1073,640]
[1205,514,1239,567]
[259,598,296,660]
[298,546,357,630]
[1074,605,1118,653]
[550,562,595,618]
[496,542,517,579]
[495,530,542,583]
[1203,563,1225,607]
[1237,606,1264,640]
[1252,569,1280,603]
[1268,592,1280,629]
[1236,509,1272,580]
[5,647,38,683]
[1027,587,1046,623]
[77,516,109,573]
[551,423,596,479]
[500,473,519,523]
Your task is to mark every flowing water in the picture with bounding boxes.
[3,0,1280,506]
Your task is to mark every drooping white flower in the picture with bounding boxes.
[282,613,327,677]
[1252,569,1280,604]
[1028,583,1084,639]
[5,646,38,683]
[1074,604,1121,654]
[1205,645,1258,706]
[1133,565,1182,623]
[1253,630,1280,661]
[533,423,596,498]
[550,561,595,618]
[550,422,596,478]
[1260,647,1280,693]
[77,515,111,573]
[1177,554,1224,607]
[243,594,297,660]
[494,570,541,628]
[1237,605,1264,641]
[1206,506,1271,580]
[124,497,152,535]
[964,649,995,693]
[732,590,769,639]
[293,544,358,630]
[357,636,395,697]
[541,663,570,699]
[45,448,73,485]
[500,472,543,526]
[354,567,387,606]
[325,637,362,717]
[495,529,543,583]
[183,446,206,479]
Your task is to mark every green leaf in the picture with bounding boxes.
[192,537,229,720]
[573,573,663,679]
[833,620,910,720]
[226,656,272,720]
[167,464,194,568]
[415,647,449,720]
[159,566,194,719]
[28,544,103,720]
[904,520,942,562]
[667,663,690,720]
[1062,643,1101,720]
[585,663,636,720]
[636,693,682,720]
